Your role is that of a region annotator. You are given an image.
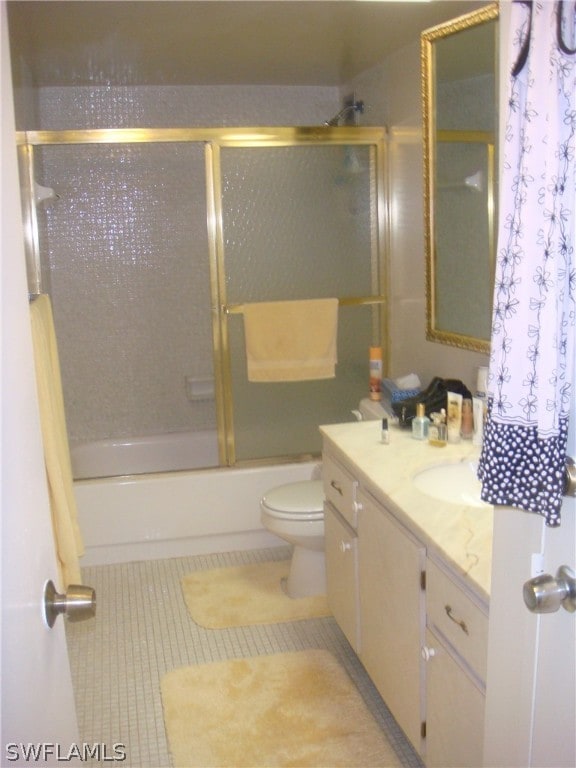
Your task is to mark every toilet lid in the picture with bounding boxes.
[261,480,324,518]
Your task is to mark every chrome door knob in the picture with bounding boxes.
[43,580,96,628]
[523,566,576,614]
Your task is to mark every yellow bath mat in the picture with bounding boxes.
[181,560,330,629]
[161,649,403,768]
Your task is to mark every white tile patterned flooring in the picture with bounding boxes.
[66,546,424,768]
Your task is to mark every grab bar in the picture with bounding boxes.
[222,295,387,315]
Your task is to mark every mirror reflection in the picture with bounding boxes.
[422,3,499,353]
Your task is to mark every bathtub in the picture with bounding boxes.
[72,432,319,566]
[71,430,219,479]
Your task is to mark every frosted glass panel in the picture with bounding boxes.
[222,145,374,301]
[35,142,216,467]
[221,144,380,461]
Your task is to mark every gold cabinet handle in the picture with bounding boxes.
[445,604,469,635]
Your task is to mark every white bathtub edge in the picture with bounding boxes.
[75,461,318,566]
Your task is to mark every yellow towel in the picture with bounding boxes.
[30,295,84,589]
[242,298,338,382]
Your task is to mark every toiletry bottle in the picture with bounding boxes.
[446,391,463,444]
[381,418,390,445]
[428,410,447,447]
[475,365,488,424]
[412,403,429,440]
[472,397,484,446]
[461,398,473,440]
[476,366,488,400]
[369,347,383,401]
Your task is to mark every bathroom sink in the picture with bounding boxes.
[413,460,490,508]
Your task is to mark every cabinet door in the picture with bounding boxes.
[358,491,425,752]
[324,502,359,651]
[424,628,485,768]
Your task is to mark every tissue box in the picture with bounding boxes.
[382,378,421,403]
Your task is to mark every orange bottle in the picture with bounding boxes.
[369,347,383,401]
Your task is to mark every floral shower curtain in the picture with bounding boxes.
[478,0,576,526]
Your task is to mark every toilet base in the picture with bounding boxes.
[285,545,326,599]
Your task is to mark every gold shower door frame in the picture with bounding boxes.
[17,126,388,468]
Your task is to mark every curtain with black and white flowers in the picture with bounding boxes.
[478,0,576,526]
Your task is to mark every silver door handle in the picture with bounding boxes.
[523,566,576,614]
[43,579,96,628]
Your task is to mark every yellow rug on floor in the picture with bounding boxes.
[181,560,330,629]
[161,649,403,768]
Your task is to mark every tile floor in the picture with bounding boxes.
[66,546,424,768]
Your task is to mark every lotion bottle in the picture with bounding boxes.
[461,398,474,440]
[412,403,430,440]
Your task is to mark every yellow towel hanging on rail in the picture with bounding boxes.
[242,298,338,382]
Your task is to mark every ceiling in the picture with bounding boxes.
[7,0,486,88]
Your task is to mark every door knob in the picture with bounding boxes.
[523,565,576,614]
[43,579,96,628]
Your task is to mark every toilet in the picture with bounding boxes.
[261,399,393,599]
[260,480,325,599]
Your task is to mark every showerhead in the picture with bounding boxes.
[324,100,364,127]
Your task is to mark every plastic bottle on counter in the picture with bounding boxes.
[369,347,383,401]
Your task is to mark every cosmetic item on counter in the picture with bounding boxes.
[472,396,485,446]
[428,409,447,447]
[369,347,383,401]
[461,398,474,440]
[476,366,488,398]
[381,418,390,444]
[446,391,463,443]
[412,403,430,440]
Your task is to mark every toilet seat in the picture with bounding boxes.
[261,480,324,521]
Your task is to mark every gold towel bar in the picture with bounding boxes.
[222,295,386,315]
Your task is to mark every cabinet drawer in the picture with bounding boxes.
[426,559,488,683]
[322,453,358,528]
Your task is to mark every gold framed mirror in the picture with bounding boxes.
[422,3,498,354]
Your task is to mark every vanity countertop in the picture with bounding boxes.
[320,420,493,603]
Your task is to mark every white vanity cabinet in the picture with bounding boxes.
[357,488,426,753]
[321,436,490,768]
[423,558,488,768]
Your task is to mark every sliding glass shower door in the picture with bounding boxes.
[21,127,387,474]
[215,139,386,463]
